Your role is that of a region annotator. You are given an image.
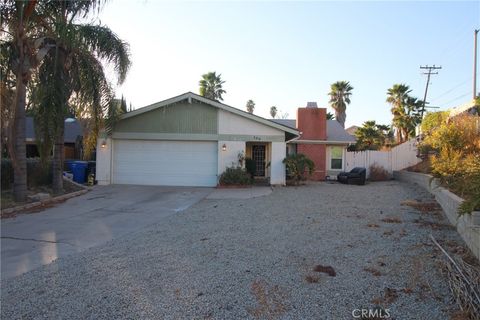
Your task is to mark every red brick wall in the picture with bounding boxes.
[296,108,327,140]
[295,107,327,180]
[297,143,326,180]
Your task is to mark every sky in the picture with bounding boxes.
[98,1,480,128]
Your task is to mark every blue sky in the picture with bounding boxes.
[99,1,479,127]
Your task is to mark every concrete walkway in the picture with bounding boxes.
[1,185,212,280]
[205,186,272,199]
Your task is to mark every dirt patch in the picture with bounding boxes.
[304,275,320,283]
[313,265,336,277]
[367,223,380,228]
[401,199,441,214]
[371,287,398,306]
[364,267,382,276]
[248,279,288,320]
[381,217,402,224]
[414,219,454,231]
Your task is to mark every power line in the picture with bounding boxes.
[439,92,471,107]
[429,77,471,102]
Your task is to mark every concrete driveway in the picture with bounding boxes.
[1,185,212,280]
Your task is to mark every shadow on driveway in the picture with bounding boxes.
[1,185,212,280]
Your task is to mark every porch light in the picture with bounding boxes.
[101,140,107,148]
[222,144,227,151]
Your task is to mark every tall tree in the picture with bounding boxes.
[328,81,353,128]
[1,0,51,201]
[386,84,422,143]
[270,106,277,118]
[199,71,226,101]
[246,100,255,114]
[30,0,131,193]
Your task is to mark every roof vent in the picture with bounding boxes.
[306,102,318,108]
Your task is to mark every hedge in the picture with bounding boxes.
[1,158,53,190]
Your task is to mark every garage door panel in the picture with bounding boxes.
[113,140,217,187]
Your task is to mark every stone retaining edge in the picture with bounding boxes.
[394,170,480,260]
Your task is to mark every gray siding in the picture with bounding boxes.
[115,101,218,134]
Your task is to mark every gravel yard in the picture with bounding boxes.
[1,181,472,319]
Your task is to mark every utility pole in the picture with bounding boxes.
[420,65,442,118]
[474,29,479,99]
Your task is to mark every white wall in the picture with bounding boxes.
[270,142,286,185]
[345,138,422,177]
[218,110,283,135]
[391,138,422,171]
[96,137,112,185]
[217,141,246,175]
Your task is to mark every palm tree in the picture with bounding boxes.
[326,112,335,120]
[31,0,131,193]
[1,1,52,201]
[354,121,392,151]
[386,84,422,143]
[246,100,255,114]
[270,106,277,118]
[199,72,226,101]
[328,81,353,128]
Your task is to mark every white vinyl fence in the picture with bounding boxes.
[345,138,421,177]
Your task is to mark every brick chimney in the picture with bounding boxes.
[296,103,327,140]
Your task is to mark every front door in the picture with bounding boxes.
[252,145,266,177]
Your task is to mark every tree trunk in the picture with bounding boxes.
[13,73,28,202]
[52,119,64,195]
[51,49,68,195]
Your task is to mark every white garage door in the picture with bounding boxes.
[113,140,218,187]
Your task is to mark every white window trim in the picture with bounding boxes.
[328,146,345,171]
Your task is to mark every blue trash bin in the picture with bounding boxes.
[71,161,88,184]
[65,160,75,172]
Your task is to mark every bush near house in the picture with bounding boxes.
[420,114,480,214]
[219,166,252,186]
[369,163,390,181]
[283,153,314,185]
[245,158,256,178]
[1,158,52,189]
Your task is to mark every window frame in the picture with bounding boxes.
[329,146,344,170]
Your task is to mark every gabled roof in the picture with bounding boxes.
[26,117,83,143]
[121,92,299,135]
[270,119,355,143]
[327,120,356,143]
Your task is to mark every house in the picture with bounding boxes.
[345,125,359,137]
[95,92,298,187]
[25,117,83,159]
[271,103,355,180]
[449,100,478,118]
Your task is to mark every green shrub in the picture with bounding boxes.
[427,115,480,214]
[1,158,53,189]
[283,153,315,184]
[219,166,252,186]
[245,158,256,178]
[420,111,449,135]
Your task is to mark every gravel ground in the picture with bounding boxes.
[1,180,471,319]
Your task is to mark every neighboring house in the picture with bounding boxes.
[25,117,83,159]
[448,100,478,118]
[272,103,355,180]
[345,125,359,137]
[96,92,298,187]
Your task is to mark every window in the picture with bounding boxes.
[330,146,343,170]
